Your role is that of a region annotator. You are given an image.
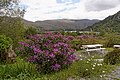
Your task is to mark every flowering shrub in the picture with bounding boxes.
[18,32,78,73]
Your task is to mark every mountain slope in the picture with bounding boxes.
[85,11,120,32]
[23,19,100,31]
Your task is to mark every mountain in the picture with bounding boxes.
[23,19,100,31]
[85,11,120,32]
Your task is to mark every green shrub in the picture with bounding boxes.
[0,35,12,52]
[0,58,37,79]
[0,17,25,48]
[104,49,120,65]
[24,27,38,38]
[103,33,120,47]
[0,35,12,62]
[71,39,82,50]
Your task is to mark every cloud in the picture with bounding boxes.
[85,0,120,11]
[56,0,80,4]
[20,0,120,21]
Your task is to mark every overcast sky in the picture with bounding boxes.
[20,0,120,22]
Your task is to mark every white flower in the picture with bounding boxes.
[80,59,83,60]
[92,68,94,70]
[100,75,102,78]
[79,55,82,57]
[102,71,105,73]
[86,69,88,71]
[93,65,95,67]
[97,64,100,66]
[97,64,102,66]
[87,61,89,63]
[88,59,90,61]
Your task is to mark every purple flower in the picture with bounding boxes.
[75,57,79,61]
[53,48,59,52]
[18,32,77,73]
[34,55,38,59]
[50,52,55,58]
[30,45,35,49]
[52,64,61,71]
[63,61,67,65]
[29,57,35,62]
[70,54,76,59]
[54,44,59,48]
[19,42,29,47]
[33,47,42,53]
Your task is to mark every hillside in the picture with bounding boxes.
[23,19,100,31]
[85,11,120,32]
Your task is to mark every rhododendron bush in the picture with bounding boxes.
[17,32,78,73]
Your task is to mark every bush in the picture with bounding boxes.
[104,49,120,65]
[103,33,120,47]
[17,32,78,74]
[71,39,82,50]
[0,35,13,62]
[0,17,25,48]
[24,27,38,38]
[0,58,37,79]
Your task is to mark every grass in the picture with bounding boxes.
[34,59,115,80]
[106,48,114,52]
[0,49,117,80]
[0,56,116,80]
[0,57,37,79]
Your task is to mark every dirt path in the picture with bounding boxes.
[105,67,120,80]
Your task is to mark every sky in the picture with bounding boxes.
[20,0,120,22]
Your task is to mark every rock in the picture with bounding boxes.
[106,66,120,79]
[6,45,17,63]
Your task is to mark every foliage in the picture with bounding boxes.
[74,35,104,49]
[0,58,37,79]
[104,49,120,65]
[0,57,114,80]
[0,17,25,48]
[65,34,105,50]
[36,59,113,80]
[76,59,112,78]
[0,35,12,62]
[67,32,78,36]
[103,33,120,47]
[17,32,78,73]
[61,32,80,36]
[24,27,38,38]
[71,39,82,50]
[0,0,25,17]
[0,35,12,52]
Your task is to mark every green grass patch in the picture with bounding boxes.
[106,48,114,52]
[0,57,37,79]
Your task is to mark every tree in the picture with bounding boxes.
[0,0,26,48]
[0,0,25,18]
[0,16,25,48]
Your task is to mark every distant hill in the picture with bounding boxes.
[23,19,100,31]
[85,11,120,32]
